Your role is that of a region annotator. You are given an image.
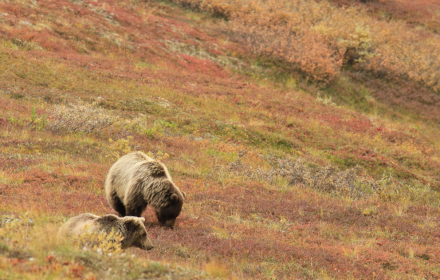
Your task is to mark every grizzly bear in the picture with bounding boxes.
[105,151,185,229]
[57,213,154,250]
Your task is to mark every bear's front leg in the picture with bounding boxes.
[125,197,147,217]
[126,206,145,217]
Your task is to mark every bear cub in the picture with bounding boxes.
[58,213,154,250]
[105,151,185,229]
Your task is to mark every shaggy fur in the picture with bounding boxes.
[105,151,185,229]
[57,213,154,250]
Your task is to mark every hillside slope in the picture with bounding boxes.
[0,0,439,279]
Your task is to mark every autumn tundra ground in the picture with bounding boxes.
[0,0,439,279]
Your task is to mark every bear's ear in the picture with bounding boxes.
[170,193,178,201]
[139,217,145,223]
[124,218,140,233]
[97,214,118,224]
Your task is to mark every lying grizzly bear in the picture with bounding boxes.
[105,152,185,229]
[58,213,154,250]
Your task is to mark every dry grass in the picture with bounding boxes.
[50,103,119,134]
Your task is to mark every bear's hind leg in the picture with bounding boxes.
[108,192,127,216]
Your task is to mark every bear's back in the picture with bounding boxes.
[95,214,126,234]
[58,213,99,237]
[114,152,172,185]
[106,152,155,199]
[125,151,154,163]
[137,161,169,178]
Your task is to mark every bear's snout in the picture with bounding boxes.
[143,238,155,251]
[163,218,176,229]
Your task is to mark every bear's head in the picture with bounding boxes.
[156,192,185,229]
[97,215,154,250]
[122,216,154,250]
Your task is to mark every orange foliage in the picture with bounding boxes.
[230,21,344,83]
[173,0,440,89]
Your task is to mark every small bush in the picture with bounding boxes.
[146,150,170,161]
[105,137,133,161]
[143,120,176,139]
[30,107,47,131]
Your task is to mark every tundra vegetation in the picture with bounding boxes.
[0,0,439,279]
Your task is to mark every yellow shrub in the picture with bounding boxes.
[74,227,124,255]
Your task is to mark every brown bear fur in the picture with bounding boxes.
[57,213,154,250]
[105,151,185,229]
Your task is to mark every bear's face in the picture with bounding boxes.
[156,193,183,229]
[123,217,154,250]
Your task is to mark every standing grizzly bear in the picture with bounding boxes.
[105,151,185,229]
[57,213,154,250]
